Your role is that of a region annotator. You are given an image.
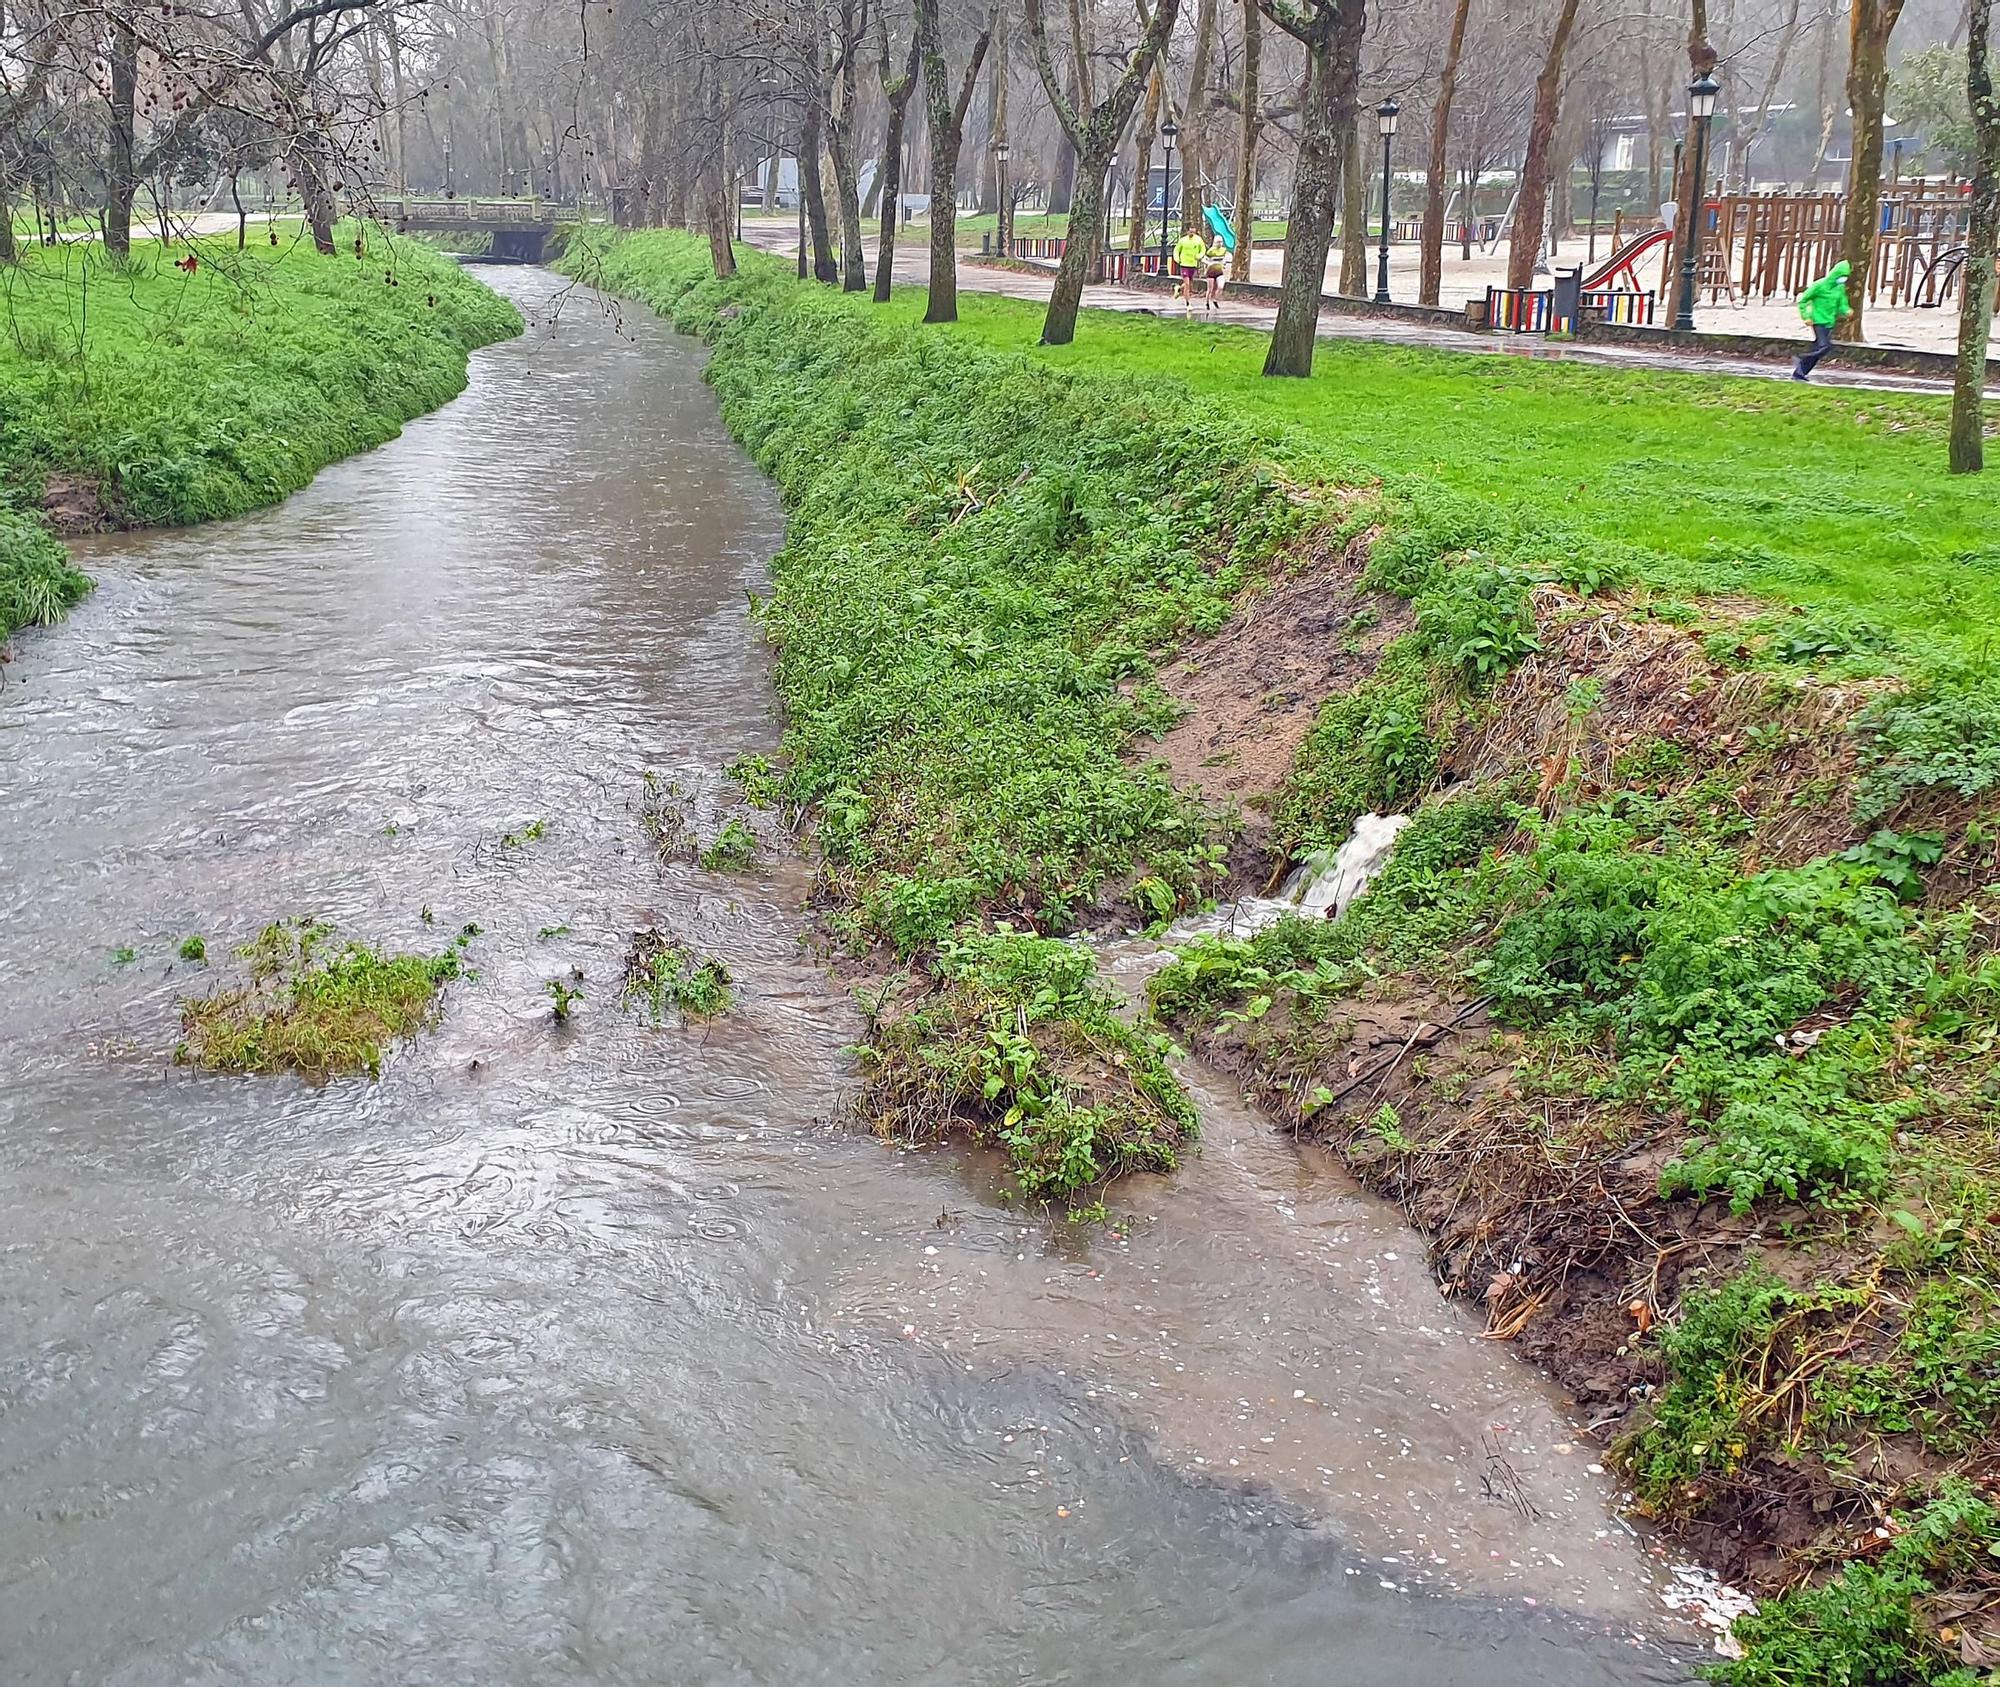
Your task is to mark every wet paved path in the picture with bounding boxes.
[746,221,1991,400]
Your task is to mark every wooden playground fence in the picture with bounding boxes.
[1685,185,1972,308]
[1003,237,1173,281]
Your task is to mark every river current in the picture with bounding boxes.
[0,268,1702,1685]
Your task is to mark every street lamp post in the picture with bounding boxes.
[1674,71,1720,332]
[443,135,454,198]
[994,139,1013,256]
[1157,117,1179,273]
[1374,98,1399,304]
[544,141,556,204]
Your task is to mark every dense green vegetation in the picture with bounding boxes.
[178,918,476,1079]
[570,231,1325,951]
[576,233,2000,1672]
[856,928,1195,1198]
[0,224,520,641]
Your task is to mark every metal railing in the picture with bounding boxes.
[380,196,583,226]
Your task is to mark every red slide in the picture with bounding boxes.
[1580,226,1671,292]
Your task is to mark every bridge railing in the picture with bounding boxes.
[376,196,583,226]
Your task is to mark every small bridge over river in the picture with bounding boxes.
[382,197,582,262]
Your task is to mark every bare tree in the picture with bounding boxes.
[93,0,411,260]
[1505,0,1583,288]
[824,0,870,289]
[1127,0,1167,256]
[874,4,927,298]
[1180,0,1220,232]
[1418,0,1472,305]
[1337,105,1364,294]
[1230,0,1260,278]
[800,20,839,282]
[0,4,72,265]
[1023,0,1182,344]
[916,0,995,321]
[1839,0,1909,339]
[1667,0,1716,300]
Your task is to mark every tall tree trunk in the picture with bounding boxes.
[1839,0,1909,340]
[1043,158,1108,334]
[990,3,1011,237]
[385,4,411,192]
[1024,0,1181,344]
[105,18,138,261]
[801,89,838,283]
[707,162,739,278]
[0,177,15,266]
[1231,0,1260,279]
[1641,26,1664,210]
[1050,141,1078,212]
[1421,0,1473,305]
[873,113,910,297]
[875,23,924,299]
[1128,38,1164,255]
[1262,0,1364,379]
[828,0,869,290]
[1339,111,1366,296]
[298,145,339,254]
[1949,0,1998,472]
[1181,0,1220,233]
[1506,0,1584,288]
[917,0,996,323]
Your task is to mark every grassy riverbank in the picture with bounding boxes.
[572,231,2000,1680]
[0,223,521,642]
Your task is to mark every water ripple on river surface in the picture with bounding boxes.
[0,267,1697,1685]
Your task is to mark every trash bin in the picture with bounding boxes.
[1551,267,1583,332]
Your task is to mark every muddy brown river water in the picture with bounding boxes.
[0,268,1707,1685]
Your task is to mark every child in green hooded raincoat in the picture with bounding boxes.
[1792,260,1852,381]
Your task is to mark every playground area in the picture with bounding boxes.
[995,184,1989,356]
[1223,237,1970,354]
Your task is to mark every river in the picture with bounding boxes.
[0,268,1704,1685]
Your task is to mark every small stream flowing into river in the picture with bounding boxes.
[0,268,1701,1685]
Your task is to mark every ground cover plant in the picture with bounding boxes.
[0,223,520,641]
[622,929,733,1020]
[177,918,476,1079]
[854,928,1195,1199]
[575,232,2000,1670]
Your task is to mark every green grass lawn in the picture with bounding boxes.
[894,287,2000,661]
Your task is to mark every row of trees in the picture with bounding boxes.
[577,0,1993,465]
[0,1,435,260]
[0,0,1992,466]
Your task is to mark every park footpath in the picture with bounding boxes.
[742,219,1995,401]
